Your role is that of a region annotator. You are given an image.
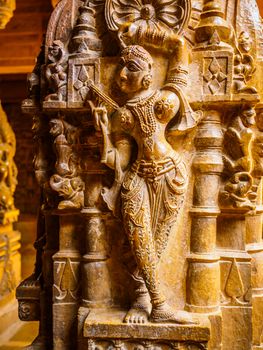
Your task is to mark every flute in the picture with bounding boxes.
[87,80,119,110]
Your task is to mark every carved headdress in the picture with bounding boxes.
[120,45,153,68]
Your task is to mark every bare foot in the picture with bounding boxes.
[151,303,198,324]
[124,294,151,324]
[124,308,149,324]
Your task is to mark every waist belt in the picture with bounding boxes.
[131,158,176,180]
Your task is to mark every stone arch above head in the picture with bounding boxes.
[45,0,77,61]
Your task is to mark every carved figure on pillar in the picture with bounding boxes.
[89,25,200,324]
[221,106,257,209]
[49,118,84,210]
[17,0,263,349]
[45,40,68,102]
[233,32,257,94]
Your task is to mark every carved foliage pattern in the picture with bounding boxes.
[87,339,208,350]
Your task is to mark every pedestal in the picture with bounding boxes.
[82,309,210,350]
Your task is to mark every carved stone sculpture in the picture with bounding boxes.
[45,40,68,104]
[18,0,263,349]
[0,102,20,339]
[0,102,18,223]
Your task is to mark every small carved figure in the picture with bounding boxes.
[221,172,255,209]
[89,26,199,324]
[45,40,68,102]
[223,107,255,173]
[221,106,256,208]
[49,118,78,177]
[87,216,108,254]
[50,174,85,210]
[233,32,257,94]
[22,39,45,109]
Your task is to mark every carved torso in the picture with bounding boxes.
[112,89,180,161]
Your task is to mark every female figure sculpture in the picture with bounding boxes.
[91,28,199,324]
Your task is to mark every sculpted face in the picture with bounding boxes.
[48,40,63,62]
[116,46,152,94]
[50,119,63,137]
[241,107,256,128]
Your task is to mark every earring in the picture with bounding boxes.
[142,74,152,89]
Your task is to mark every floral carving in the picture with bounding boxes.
[105,0,190,34]
[86,339,208,350]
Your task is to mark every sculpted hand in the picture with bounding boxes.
[94,106,109,133]
[118,23,138,45]
[88,101,109,132]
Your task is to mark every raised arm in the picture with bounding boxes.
[119,24,189,90]
[119,25,200,131]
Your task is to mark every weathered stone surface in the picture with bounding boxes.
[16,0,263,349]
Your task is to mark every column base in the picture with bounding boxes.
[221,306,252,350]
[81,309,210,350]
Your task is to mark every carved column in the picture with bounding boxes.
[0,3,19,338]
[53,214,81,350]
[79,120,111,310]
[41,213,59,348]
[218,209,253,350]
[81,209,111,309]
[186,110,223,313]
[0,102,20,340]
[247,104,263,350]
[78,124,112,349]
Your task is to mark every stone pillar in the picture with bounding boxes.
[218,210,252,350]
[0,102,20,342]
[247,106,263,350]
[41,213,59,348]
[186,110,223,313]
[77,141,112,349]
[82,209,111,309]
[246,205,263,350]
[0,223,20,341]
[53,214,81,350]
